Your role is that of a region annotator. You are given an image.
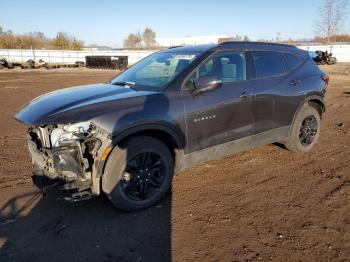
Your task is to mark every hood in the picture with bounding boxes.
[16,83,160,125]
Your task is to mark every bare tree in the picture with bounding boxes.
[123,32,142,49]
[19,32,49,49]
[230,35,250,42]
[314,0,349,43]
[51,32,71,49]
[143,27,157,47]
[232,35,243,41]
[70,38,84,50]
[0,27,83,50]
[50,32,84,50]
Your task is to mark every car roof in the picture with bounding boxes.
[164,41,307,58]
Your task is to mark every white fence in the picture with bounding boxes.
[0,49,156,65]
[1,44,350,65]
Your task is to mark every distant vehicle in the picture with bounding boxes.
[0,58,14,69]
[0,58,6,69]
[16,42,328,211]
[310,50,337,65]
[21,59,48,69]
[85,55,128,70]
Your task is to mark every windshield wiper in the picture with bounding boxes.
[111,81,136,88]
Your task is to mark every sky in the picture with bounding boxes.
[1,0,349,48]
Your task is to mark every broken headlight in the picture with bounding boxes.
[50,121,91,179]
[50,121,91,147]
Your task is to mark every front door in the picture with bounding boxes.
[181,51,254,153]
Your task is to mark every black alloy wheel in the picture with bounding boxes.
[299,115,318,146]
[121,152,166,201]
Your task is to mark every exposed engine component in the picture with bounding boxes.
[26,121,109,193]
[50,121,91,147]
[52,140,86,180]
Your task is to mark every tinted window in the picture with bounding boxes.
[252,51,286,78]
[199,51,246,82]
[283,53,301,70]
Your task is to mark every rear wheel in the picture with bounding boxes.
[103,136,174,211]
[285,104,321,153]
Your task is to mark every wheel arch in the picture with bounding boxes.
[296,95,325,120]
[99,122,185,177]
[307,97,325,117]
[288,95,325,137]
[113,122,184,147]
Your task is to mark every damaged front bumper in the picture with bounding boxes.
[27,123,112,199]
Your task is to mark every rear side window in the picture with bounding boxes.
[283,53,302,70]
[252,51,286,78]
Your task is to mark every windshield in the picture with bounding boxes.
[111,51,200,90]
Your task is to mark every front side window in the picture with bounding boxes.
[252,51,286,78]
[198,51,246,82]
[111,51,199,90]
[185,71,197,90]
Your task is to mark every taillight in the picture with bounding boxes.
[322,74,329,85]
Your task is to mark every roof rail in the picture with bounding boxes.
[167,45,183,49]
[219,41,296,48]
[219,41,251,45]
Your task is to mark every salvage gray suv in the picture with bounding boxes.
[16,42,328,211]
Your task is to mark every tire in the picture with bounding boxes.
[285,104,321,153]
[102,136,174,211]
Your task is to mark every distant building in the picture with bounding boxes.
[156,35,229,47]
[82,45,113,51]
[218,37,234,44]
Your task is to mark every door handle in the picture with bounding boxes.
[240,92,249,99]
[290,80,301,86]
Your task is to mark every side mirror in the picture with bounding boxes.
[192,76,222,95]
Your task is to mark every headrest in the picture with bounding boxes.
[222,64,237,78]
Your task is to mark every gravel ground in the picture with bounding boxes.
[0,65,350,262]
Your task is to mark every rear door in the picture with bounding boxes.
[250,51,305,135]
[181,51,254,153]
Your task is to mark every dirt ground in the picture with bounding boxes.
[0,64,350,262]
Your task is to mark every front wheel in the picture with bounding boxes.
[285,104,321,153]
[102,136,174,211]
